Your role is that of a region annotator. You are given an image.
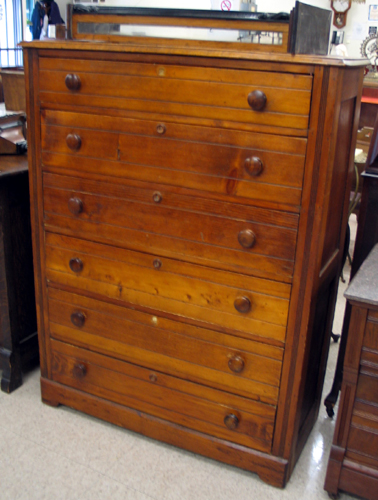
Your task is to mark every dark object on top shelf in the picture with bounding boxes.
[289,1,332,55]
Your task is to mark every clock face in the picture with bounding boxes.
[332,0,349,12]
[332,1,351,13]
[361,34,378,72]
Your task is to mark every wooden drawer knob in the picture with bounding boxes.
[238,229,256,249]
[72,363,87,380]
[156,124,166,135]
[224,413,239,430]
[153,192,162,203]
[71,312,86,328]
[65,74,81,91]
[228,355,245,374]
[245,157,263,177]
[68,197,83,215]
[234,296,251,314]
[66,134,82,152]
[247,90,267,111]
[69,257,83,273]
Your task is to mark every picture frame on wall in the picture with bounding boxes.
[369,5,378,21]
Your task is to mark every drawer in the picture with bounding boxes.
[50,339,276,452]
[48,288,283,404]
[356,371,378,406]
[41,110,307,211]
[44,232,290,344]
[364,311,378,352]
[43,173,298,281]
[38,57,312,133]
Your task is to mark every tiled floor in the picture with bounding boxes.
[0,217,358,500]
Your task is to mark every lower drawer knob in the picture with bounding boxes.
[224,413,239,430]
[71,312,86,328]
[238,229,256,249]
[247,90,267,111]
[68,197,83,215]
[245,157,263,177]
[69,258,83,273]
[228,355,245,374]
[66,134,82,152]
[72,363,87,380]
[234,296,251,314]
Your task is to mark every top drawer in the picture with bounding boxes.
[38,56,312,134]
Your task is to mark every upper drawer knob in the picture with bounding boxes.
[69,257,83,273]
[247,90,267,111]
[245,157,263,177]
[65,74,81,91]
[68,197,83,216]
[224,413,239,431]
[66,134,82,152]
[71,311,86,328]
[234,296,251,314]
[72,363,87,380]
[238,229,256,249]
[228,355,245,374]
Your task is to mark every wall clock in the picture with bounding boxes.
[331,0,352,28]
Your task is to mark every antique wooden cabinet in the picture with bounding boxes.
[324,244,378,500]
[23,8,365,488]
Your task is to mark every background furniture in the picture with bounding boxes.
[0,154,38,393]
[324,244,378,500]
[324,112,378,418]
[23,7,365,488]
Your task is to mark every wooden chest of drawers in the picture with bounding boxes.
[324,244,378,500]
[23,28,365,487]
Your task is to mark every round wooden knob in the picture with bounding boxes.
[68,197,83,215]
[224,413,239,430]
[65,74,81,91]
[228,355,245,374]
[238,229,256,249]
[156,124,166,135]
[69,258,83,273]
[247,90,267,111]
[153,192,162,203]
[71,312,86,328]
[72,363,87,380]
[245,157,263,177]
[66,134,82,152]
[234,296,251,314]
[153,259,162,270]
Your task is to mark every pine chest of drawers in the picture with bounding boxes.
[23,15,365,487]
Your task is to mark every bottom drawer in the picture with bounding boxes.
[50,339,276,453]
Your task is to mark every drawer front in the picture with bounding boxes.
[50,340,276,452]
[39,57,312,133]
[45,232,290,344]
[43,173,298,281]
[41,110,306,210]
[48,288,283,404]
[348,402,378,461]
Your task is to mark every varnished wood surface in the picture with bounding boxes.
[48,288,283,403]
[324,257,378,499]
[23,39,365,488]
[0,153,28,177]
[21,40,367,68]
